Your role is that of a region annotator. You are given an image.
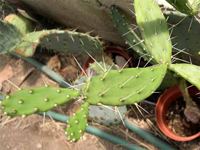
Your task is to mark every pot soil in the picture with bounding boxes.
[166,96,200,137]
[156,85,200,141]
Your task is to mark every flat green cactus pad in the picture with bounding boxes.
[169,64,200,90]
[66,102,89,142]
[166,0,199,16]
[134,0,172,64]
[4,14,34,36]
[0,20,23,55]
[82,64,167,106]
[89,105,127,126]
[110,5,156,64]
[1,87,80,116]
[14,30,104,57]
[165,11,200,55]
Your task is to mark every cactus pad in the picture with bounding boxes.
[166,0,199,16]
[1,87,80,116]
[134,0,172,64]
[165,11,200,55]
[0,20,22,54]
[14,30,104,57]
[110,5,156,63]
[89,105,127,126]
[4,14,34,36]
[82,64,167,106]
[66,102,89,142]
[169,64,200,90]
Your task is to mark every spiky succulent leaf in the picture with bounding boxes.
[0,20,22,54]
[89,105,127,126]
[169,64,200,90]
[82,64,167,106]
[166,0,199,16]
[90,61,118,75]
[14,30,104,57]
[165,11,200,55]
[66,102,89,142]
[4,14,34,35]
[134,0,172,64]
[110,5,156,64]
[1,87,80,116]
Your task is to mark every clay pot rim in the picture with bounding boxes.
[156,85,200,141]
[82,46,133,76]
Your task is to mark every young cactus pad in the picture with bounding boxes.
[134,0,172,64]
[169,64,200,90]
[0,20,22,54]
[82,64,167,106]
[1,87,80,116]
[66,102,89,141]
[4,14,34,36]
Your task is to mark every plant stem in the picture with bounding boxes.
[178,78,192,106]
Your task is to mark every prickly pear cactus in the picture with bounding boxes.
[134,0,172,64]
[110,5,156,64]
[89,105,127,126]
[170,64,200,90]
[166,0,199,16]
[0,20,22,54]
[66,102,89,141]
[14,30,104,57]
[1,17,104,57]
[82,64,167,106]
[4,14,34,35]
[164,11,200,55]
[1,87,80,116]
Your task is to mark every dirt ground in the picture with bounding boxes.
[0,53,200,150]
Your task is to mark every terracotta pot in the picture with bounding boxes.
[156,85,200,141]
[82,46,133,76]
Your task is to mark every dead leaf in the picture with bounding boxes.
[59,66,78,80]
[0,65,14,90]
[47,55,61,72]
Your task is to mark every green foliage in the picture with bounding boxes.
[66,102,89,141]
[14,30,104,57]
[82,64,167,106]
[1,87,80,116]
[166,0,199,16]
[170,64,200,90]
[110,5,156,64]
[164,11,200,55]
[89,105,127,126]
[134,0,172,64]
[0,16,104,57]
[4,14,34,35]
[0,20,22,54]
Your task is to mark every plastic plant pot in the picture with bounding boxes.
[82,46,133,76]
[156,85,200,141]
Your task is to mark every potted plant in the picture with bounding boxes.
[1,0,200,143]
[110,0,200,141]
[156,85,200,141]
